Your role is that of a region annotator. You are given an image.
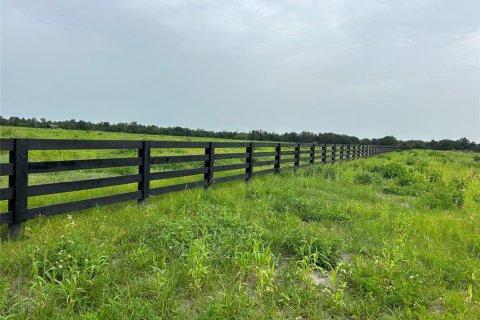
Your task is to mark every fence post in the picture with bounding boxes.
[332,144,336,164]
[245,142,254,181]
[8,138,28,240]
[138,140,151,204]
[204,142,215,187]
[294,143,300,171]
[322,144,327,164]
[310,144,315,165]
[346,144,350,161]
[274,143,281,173]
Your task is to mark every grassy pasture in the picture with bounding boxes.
[0,127,297,211]
[0,126,479,319]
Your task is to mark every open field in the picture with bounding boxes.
[0,127,479,319]
[0,126,303,213]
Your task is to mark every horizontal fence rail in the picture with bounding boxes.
[0,138,398,239]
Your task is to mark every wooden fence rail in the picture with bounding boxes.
[0,138,398,239]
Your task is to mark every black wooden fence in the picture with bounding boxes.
[0,138,397,239]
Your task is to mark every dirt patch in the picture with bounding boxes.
[341,253,352,264]
[311,270,332,287]
[428,298,445,314]
[310,253,351,288]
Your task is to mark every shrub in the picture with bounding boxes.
[380,163,408,179]
[397,172,419,187]
[421,180,465,210]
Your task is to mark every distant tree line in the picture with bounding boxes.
[1,116,478,151]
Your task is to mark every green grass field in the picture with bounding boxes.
[0,126,479,319]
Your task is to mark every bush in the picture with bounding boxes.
[382,172,425,196]
[380,163,408,179]
[397,172,419,187]
[421,180,465,210]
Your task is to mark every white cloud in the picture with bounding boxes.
[2,0,479,140]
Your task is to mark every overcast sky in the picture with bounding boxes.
[1,0,479,141]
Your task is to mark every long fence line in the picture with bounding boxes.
[0,138,398,239]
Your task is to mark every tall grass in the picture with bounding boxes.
[0,127,479,319]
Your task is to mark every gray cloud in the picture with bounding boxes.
[1,0,479,140]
